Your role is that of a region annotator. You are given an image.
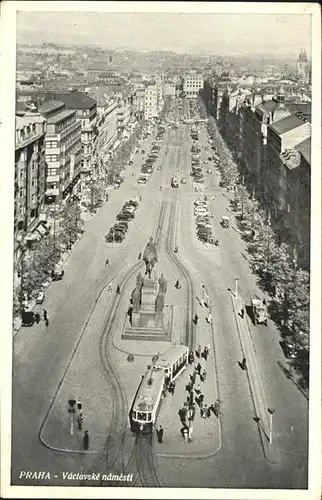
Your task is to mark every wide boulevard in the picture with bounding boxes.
[11,98,308,490]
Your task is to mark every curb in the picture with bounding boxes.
[231,295,278,464]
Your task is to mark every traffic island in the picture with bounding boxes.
[231,294,279,464]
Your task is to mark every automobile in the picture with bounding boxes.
[194,209,208,217]
[280,339,298,359]
[114,183,121,189]
[121,209,135,218]
[129,160,134,166]
[193,178,205,184]
[35,291,45,304]
[127,199,138,207]
[52,267,64,281]
[112,222,128,231]
[117,213,132,221]
[137,177,148,184]
[207,169,213,174]
[123,202,136,211]
[181,178,187,184]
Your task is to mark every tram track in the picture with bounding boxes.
[81,199,167,486]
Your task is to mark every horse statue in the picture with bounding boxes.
[143,236,158,278]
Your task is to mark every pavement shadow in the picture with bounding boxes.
[276,361,309,400]
[253,417,269,442]
[237,361,246,371]
[245,304,254,324]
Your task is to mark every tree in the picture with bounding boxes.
[57,202,83,247]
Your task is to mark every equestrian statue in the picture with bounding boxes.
[143,236,158,279]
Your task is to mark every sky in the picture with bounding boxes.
[16,9,312,58]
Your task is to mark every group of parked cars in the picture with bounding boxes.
[193,197,215,244]
[137,142,161,185]
[190,145,205,189]
[105,199,139,243]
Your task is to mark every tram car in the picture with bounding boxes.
[129,345,189,435]
[153,344,189,385]
[129,367,165,435]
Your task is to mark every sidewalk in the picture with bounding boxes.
[231,294,278,463]
[156,293,221,459]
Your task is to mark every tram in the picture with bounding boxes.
[129,344,189,435]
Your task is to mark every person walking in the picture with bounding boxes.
[201,369,207,382]
[156,425,164,443]
[175,279,181,289]
[241,357,247,370]
[116,284,121,294]
[77,413,83,430]
[193,313,199,325]
[45,317,49,327]
[200,407,205,418]
[207,312,212,324]
[34,312,40,324]
[77,397,82,412]
[43,309,48,322]
[214,399,220,418]
[105,258,110,267]
[196,362,202,375]
[199,393,204,407]
[83,430,89,450]
[240,307,245,319]
[206,405,212,418]
[138,252,142,260]
[203,404,209,418]
[195,384,201,395]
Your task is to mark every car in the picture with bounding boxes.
[181,178,187,184]
[137,178,148,184]
[127,200,138,207]
[129,160,134,166]
[280,339,298,359]
[114,183,121,189]
[112,224,128,233]
[121,209,135,218]
[35,291,45,304]
[117,213,132,221]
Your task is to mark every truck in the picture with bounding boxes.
[171,174,180,188]
[251,298,268,326]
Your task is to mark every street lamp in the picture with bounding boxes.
[267,407,276,444]
[235,278,239,299]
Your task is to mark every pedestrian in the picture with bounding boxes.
[175,279,180,289]
[200,373,204,383]
[203,404,209,418]
[107,283,112,293]
[201,369,207,382]
[77,413,83,430]
[183,426,189,442]
[77,397,82,412]
[156,425,164,443]
[206,405,212,418]
[45,317,49,327]
[195,384,201,395]
[83,430,89,450]
[200,407,205,418]
[207,312,212,324]
[199,393,204,406]
[240,308,245,319]
[116,284,121,294]
[197,344,202,357]
[214,399,220,418]
[34,312,40,324]
[241,357,247,370]
[188,423,193,440]
[138,252,142,260]
[196,362,202,375]
[43,309,48,321]
[193,313,199,325]
[105,258,109,267]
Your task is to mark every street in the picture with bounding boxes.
[11,101,308,489]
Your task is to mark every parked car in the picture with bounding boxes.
[35,291,45,304]
[280,339,298,359]
[52,267,64,281]
[137,177,147,184]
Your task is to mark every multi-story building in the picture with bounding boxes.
[91,94,118,179]
[38,100,82,204]
[265,114,311,263]
[163,81,176,97]
[45,90,97,176]
[144,83,159,119]
[133,85,145,118]
[14,113,46,240]
[183,73,203,99]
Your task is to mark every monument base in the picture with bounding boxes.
[122,306,173,342]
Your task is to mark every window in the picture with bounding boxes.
[137,412,147,421]
[46,140,58,148]
[20,170,24,179]
[32,179,37,187]
[19,188,23,197]
[46,154,58,162]
[48,168,58,176]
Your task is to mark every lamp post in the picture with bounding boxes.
[268,407,276,444]
[235,278,239,299]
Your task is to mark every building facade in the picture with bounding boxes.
[183,73,203,99]
[38,100,82,204]
[15,113,46,237]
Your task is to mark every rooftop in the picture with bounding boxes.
[38,100,65,115]
[269,114,308,136]
[46,108,76,125]
[16,113,46,129]
[295,137,311,164]
[48,89,97,110]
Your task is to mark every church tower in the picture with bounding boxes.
[296,49,309,81]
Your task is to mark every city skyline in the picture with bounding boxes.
[17,11,311,59]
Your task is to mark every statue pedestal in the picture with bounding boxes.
[123,277,168,341]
